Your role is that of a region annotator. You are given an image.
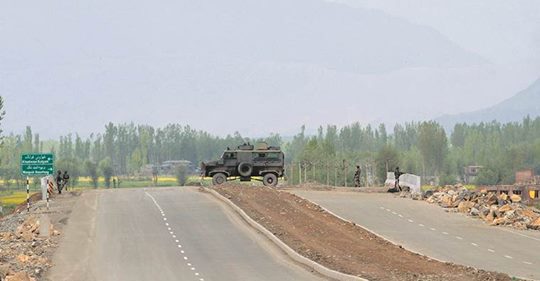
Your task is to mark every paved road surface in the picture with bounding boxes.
[291,190,540,281]
[47,187,325,281]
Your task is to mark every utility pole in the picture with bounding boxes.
[343,159,348,187]
[365,163,369,187]
[334,162,337,186]
[290,163,294,185]
[304,163,307,183]
[326,160,329,186]
[299,162,302,184]
[312,162,316,182]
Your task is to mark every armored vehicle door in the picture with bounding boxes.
[222,151,237,167]
[237,151,252,164]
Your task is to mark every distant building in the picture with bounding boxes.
[515,169,539,185]
[140,164,158,177]
[463,165,483,184]
[160,160,194,175]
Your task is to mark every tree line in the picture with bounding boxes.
[286,117,540,186]
[0,123,281,187]
[1,116,540,188]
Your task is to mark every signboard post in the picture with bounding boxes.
[20,154,54,212]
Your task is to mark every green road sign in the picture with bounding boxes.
[21,153,54,176]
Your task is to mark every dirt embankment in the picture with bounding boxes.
[0,191,80,281]
[215,185,513,281]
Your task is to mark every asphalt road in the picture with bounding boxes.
[291,190,540,281]
[47,187,325,281]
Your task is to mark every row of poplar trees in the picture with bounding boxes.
[1,116,540,187]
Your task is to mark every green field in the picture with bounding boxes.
[0,191,34,215]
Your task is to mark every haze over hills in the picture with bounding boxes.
[334,0,540,64]
[1,0,539,138]
[436,77,540,130]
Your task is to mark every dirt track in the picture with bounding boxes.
[215,185,513,281]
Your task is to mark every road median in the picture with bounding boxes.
[208,184,515,281]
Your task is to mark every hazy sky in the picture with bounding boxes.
[1,0,539,138]
[335,0,540,63]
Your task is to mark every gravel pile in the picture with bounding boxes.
[400,185,540,230]
[0,201,60,281]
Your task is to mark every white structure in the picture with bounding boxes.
[385,172,421,194]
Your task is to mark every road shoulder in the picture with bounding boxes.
[46,191,99,281]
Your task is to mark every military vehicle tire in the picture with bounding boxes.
[212,173,227,185]
[238,162,253,177]
[262,173,278,187]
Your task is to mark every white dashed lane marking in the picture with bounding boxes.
[380,205,535,269]
[145,192,204,281]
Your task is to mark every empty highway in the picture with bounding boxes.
[291,190,540,281]
[47,187,325,281]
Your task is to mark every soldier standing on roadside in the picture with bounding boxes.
[63,171,70,191]
[394,166,403,191]
[56,170,63,194]
[354,165,361,187]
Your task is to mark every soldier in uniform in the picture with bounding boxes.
[56,170,63,194]
[394,166,403,191]
[62,171,70,191]
[354,165,361,187]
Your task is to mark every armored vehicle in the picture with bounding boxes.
[201,142,284,186]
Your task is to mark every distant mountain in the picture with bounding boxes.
[436,77,540,129]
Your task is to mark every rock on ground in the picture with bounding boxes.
[400,186,540,231]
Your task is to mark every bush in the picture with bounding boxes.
[85,161,99,188]
[98,158,114,188]
[175,165,187,186]
[439,174,457,186]
[475,168,499,185]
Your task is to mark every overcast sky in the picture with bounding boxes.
[334,0,540,64]
[1,0,539,139]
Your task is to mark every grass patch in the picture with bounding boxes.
[0,191,31,205]
[0,191,37,216]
